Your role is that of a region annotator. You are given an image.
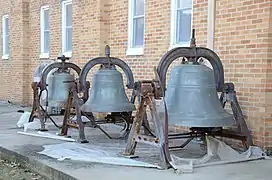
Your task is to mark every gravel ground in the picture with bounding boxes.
[0,159,46,180]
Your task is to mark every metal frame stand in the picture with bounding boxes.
[29,82,62,131]
[122,80,253,169]
[123,29,254,169]
[123,80,172,169]
[60,79,134,141]
[59,80,89,143]
[71,45,152,141]
[220,82,253,147]
[29,55,83,132]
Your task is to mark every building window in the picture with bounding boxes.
[40,6,50,59]
[2,15,9,59]
[171,0,193,47]
[127,0,145,56]
[62,0,72,57]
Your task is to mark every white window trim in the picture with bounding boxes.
[40,5,50,59]
[62,0,72,58]
[126,0,145,56]
[170,0,193,50]
[207,0,216,50]
[2,15,9,60]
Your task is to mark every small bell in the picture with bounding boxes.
[45,70,75,107]
[80,65,135,113]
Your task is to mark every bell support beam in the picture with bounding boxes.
[29,82,47,131]
[122,80,172,169]
[129,83,155,136]
[156,46,225,92]
[220,83,253,147]
[28,81,65,131]
[79,57,135,92]
[59,80,89,143]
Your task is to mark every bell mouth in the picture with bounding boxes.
[159,111,234,128]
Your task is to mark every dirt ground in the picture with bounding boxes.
[0,159,46,180]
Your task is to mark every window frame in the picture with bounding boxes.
[126,0,145,56]
[61,0,72,58]
[2,14,9,60]
[40,5,50,59]
[170,0,193,49]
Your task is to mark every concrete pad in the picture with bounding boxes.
[0,101,271,180]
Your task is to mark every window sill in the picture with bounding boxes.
[63,51,72,58]
[2,55,9,60]
[39,53,49,59]
[126,47,144,56]
[168,43,190,50]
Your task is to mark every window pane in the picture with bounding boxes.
[44,31,49,53]
[66,4,72,26]
[66,27,72,52]
[176,9,192,43]
[44,9,49,30]
[3,17,9,55]
[134,0,144,16]
[133,17,144,47]
[178,0,192,9]
[4,18,9,34]
[4,35,9,55]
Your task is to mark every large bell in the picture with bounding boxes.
[45,70,75,107]
[80,66,136,113]
[159,62,234,127]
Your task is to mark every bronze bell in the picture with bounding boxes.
[80,65,136,113]
[159,62,234,128]
[45,70,75,107]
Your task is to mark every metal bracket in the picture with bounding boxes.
[219,83,253,147]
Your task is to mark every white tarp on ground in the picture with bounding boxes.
[38,142,160,168]
[37,136,270,173]
[170,136,269,173]
[17,112,79,142]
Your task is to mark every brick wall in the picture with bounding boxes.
[214,0,272,148]
[0,0,271,149]
[0,0,30,104]
[108,0,208,80]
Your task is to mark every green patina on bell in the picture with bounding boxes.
[80,65,136,113]
[159,62,234,128]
